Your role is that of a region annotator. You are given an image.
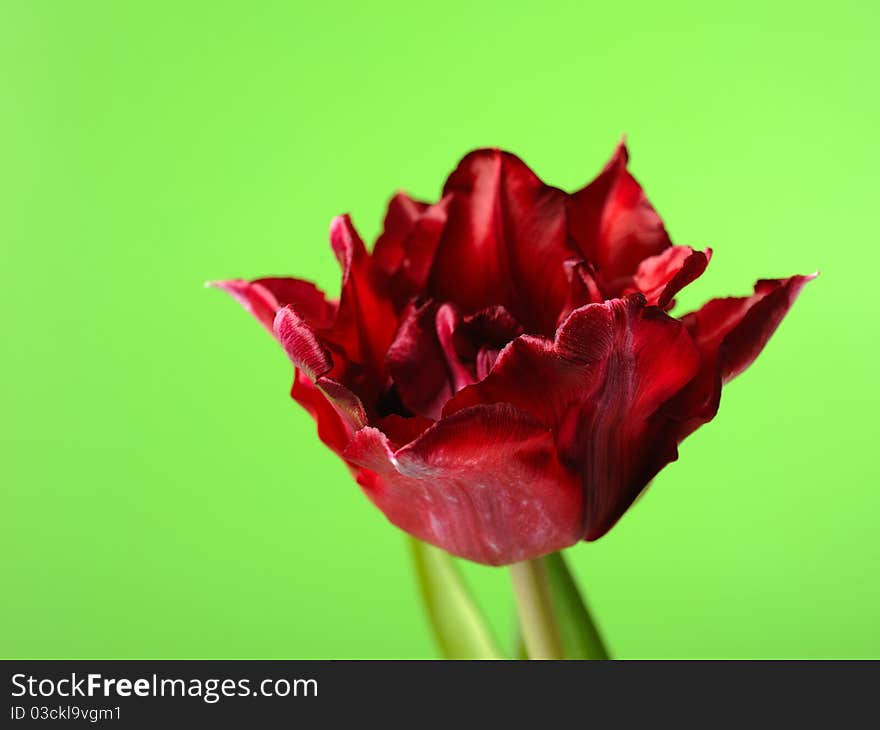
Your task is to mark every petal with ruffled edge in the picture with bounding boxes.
[208,277,336,333]
[567,143,672,296]
[446,295,701,541]
[211,276,363,452]
[274,305,367,438]
[629,246,712,309]
[344,404,584,565]
[668,274,816,438]
[427,149,574,335]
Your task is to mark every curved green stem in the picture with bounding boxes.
[511,552,610,660]
[510,558,565,660]
[543,552,609,660]
[409,538,503,659]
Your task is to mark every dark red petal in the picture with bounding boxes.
[372,195,450,307]
[454,305,524,380]
[274,305,367,435]
[385,301,476,420]
[454,305,524,354]
[315,376,368,430]
[209,277,336,332]
[684,274,815,383]
[446,295,700,541]
[427,149,574,335]
[557,259,604,326]
[344,404,584,565]
[435,303,477,391]
[372,192,429,279]
[474,350,495,381]
[385,301,454,420]
[719,275,815,381]
[669,274,816,438]
[629,246,712,309]
[391,198,450,299]
[567,142,672,294]
[325,215,399,385]
[212,277,365,446]
[290,370,353,455]
[374,413,434,450]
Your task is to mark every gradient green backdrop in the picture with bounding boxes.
[2,1,877,659]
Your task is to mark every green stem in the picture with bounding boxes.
[543,552,609,660]
[510,558,565,660]
[409,538,503,659]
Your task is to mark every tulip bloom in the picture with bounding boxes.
[214,144,812,566]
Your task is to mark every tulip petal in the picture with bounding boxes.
[209,277,336,333]
[372,193,451,307]
[446,295,700,540]
[687,274,816,383]
[557,259,605,326]
[344,404,584,565]
[290,370,353,455]
[212,277,368,448]
[385,301,520,419]
[630,246,712,309]
[454,305,524,380]
[374,413,435,449]
[327,215,399,385]
[372,191,429,279]
[385,300,455,420]
[435,304,476,390]
[274,305,367,436]
[273,306,333,381]
[670,274,816,437]
[426,149,574,335]
[568,143,672,295]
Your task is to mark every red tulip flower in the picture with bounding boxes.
[213,144,812,567]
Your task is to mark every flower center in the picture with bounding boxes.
[381,300,524,421]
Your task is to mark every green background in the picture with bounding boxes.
[2,1,876,659]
